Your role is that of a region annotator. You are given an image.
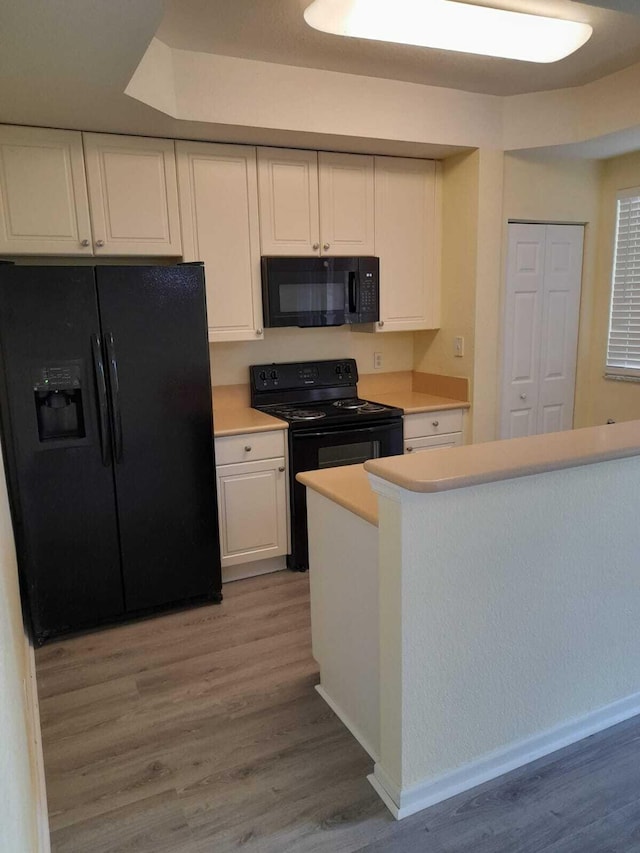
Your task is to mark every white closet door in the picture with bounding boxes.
[537,225,584,434]
[501,224,546,439]
[500,223,583,440]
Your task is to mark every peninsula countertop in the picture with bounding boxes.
[297,463,378,527]
[365,420,640,493]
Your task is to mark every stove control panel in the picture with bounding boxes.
[250,359,359,394]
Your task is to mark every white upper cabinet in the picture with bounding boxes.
[318,152,375,255]
[0,125,93,255]
[83,133,182,256]
[257,148,374,256]
[176,141,263,342]
[257,148,320,255]
[369,156,441,333]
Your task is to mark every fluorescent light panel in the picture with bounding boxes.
[303,0,593,63]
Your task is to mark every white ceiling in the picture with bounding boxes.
[0,0,640,159]
[156,0,640,96]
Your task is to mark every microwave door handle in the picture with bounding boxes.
[348,271,358,315]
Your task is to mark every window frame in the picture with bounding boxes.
[605,186,640,381]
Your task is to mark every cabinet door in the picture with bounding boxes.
[404,433,463,454]
[373,156,440,332]
[318,152,374,255]
[177,141,263,342]
[216,458,288,567]
[83,133,182,256]
[257,147,320,255]
[0,125,92,255]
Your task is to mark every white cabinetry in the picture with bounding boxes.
[0,126,182,256]
[215,430,288,571]
[0,125,93,255]
[367,156,441,333]
[176,141,263,342]
[83,133,182,256]
[257,148,374,256]
[403,409,463,454]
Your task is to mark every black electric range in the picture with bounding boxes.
[250,358,403,571]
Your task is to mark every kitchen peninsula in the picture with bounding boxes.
[298,420,640,820]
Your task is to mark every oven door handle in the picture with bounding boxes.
[293,422,400,441]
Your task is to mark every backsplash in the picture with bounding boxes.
[209,326,415,386]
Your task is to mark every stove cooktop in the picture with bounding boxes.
[262,397,398,425]
[249,359,403,429]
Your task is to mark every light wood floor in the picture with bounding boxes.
[36,571,640,853]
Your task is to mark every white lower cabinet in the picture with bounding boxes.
[403,409,464,454]
[215,430,288,571]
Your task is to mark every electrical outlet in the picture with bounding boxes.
[454,336,464,358]
[374,352,383,370]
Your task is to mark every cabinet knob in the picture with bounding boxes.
[432,420,439,427]
[80,239,90,247]
[95,239,105,248]
[406,446,413,453]
[520,393,527,400]
[323,243,330,251]
[378,320,384,328]
[312,243,319,251]
[244,445,252,452]
[256,328,263,336]
[278,466,285,472]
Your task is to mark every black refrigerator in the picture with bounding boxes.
[0,264,222,645]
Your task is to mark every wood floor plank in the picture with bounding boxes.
[37,570,640,853]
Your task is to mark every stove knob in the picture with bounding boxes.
[335,364,343,375]
[259,370,267,381]
[344,364,352,374]
[270,369,278,380]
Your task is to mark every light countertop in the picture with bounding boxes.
[367,390,469,414]
[365,420,640,493]
[213,407,287,437]
[297,463,378,527]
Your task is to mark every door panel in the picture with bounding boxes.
[0,266,123,641]
[318,152,374,255]
[501,223,583,439]
[0,125,92,255]
[501,225,545,439]
[176,141,263,342]
[96,265,221,612]
[537,225,584,433]
[217,459,287,566]
[257,148,320,255]
[83,133,182,256]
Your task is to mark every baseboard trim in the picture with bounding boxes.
[315,684,379,764]
[369,689,640,821]
[24,634,50,852]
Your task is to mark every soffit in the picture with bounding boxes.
[156,0,640,96]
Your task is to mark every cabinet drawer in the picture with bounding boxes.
[403,409,463,439]
[215,430,285,465]
[404,432,463,454]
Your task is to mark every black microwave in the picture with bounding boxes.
[261,256,379,328]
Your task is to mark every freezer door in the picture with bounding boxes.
[96,265,221,611]
[0,266,124,641]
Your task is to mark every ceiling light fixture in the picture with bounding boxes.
[303,0,593,63]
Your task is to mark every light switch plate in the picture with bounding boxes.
[454,336,464,357]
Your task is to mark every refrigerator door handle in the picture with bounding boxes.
[91,333,111,466]
[104,332,123,463]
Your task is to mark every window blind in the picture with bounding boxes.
[606,188,640,377]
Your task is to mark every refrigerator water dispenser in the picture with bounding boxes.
[33,362,86,441]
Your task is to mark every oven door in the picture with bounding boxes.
[261,257,357,327]
[288,419,403,571]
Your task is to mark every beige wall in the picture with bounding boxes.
[210,327,414,386]
[413,151,479,437]
[502,152,602,427]
[585,150,640,426]
[0,451,38,853]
